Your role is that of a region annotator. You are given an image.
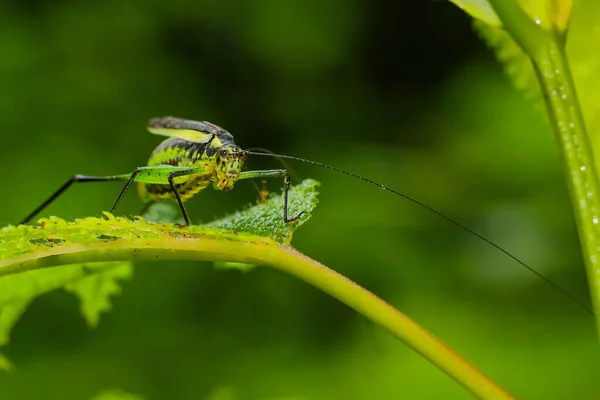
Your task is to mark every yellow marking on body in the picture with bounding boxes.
[148,127,213,143]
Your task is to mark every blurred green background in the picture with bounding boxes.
[1,0,599,399]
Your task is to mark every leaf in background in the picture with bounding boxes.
[469,2,600,168]
[448,0,573,31]
[65,262,132,328]
[568,0,600,161]
[141,201,184,225]
[474,21,538,97]
[550,0,573,31]
[206,386,237,400]
[0,262,131,369]
[448,0,501,26]
[0,354,10,370]
[88,389,145,400]
[0,300,29,370]
[213,261,257,273]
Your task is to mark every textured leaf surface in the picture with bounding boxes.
[0,179,319,265]
[0,180,319,369]
[207,178,319,243]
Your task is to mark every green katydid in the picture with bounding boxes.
[21,117,305,227]
[20,116,592,314]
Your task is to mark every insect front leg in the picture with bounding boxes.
[109,168,144,215]
[238,169,306,223]
[167,169,194,227]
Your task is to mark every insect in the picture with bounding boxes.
[20,116,592,314]
[20,116,305,228]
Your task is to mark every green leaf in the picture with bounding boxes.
[0,354,11,370]
[0,179,319,268]
[213,261,257,273]
[0,179,513,397]
[206,386,237,400]
[448,0,573,31]
[88,389,145,400]
[474,1,600,170]
[448,0,501,26]
[0,300,29,370]
[207,178,319,243]
[0,262,131,369]
[474,21,538,97]
[0,180,319,368]
[65,262,132,328]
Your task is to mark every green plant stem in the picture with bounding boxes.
[532,40,600,323]
[488,1,600,331]
[0,229,513,399]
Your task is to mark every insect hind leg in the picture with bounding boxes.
[167,170,194,227]
[109,166,201,226]
[20,174,127,225]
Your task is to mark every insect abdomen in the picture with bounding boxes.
[137,137,215,203]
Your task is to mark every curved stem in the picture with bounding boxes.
[0,223,513,399]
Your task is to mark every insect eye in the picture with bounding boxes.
[220,148,228,157]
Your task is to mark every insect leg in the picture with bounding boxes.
[20,174,128,225]
[22,166,204,225]
[109,169,142,215]
[238,169,306,223]
[109,166,202,225]
[167,170,195,226]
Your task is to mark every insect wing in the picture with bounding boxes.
[147,116,215,143]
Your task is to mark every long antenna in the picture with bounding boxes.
[246,150,593,315]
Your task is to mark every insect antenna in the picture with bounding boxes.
[246,150,593,316]
[245,147,300,178]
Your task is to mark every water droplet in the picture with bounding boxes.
[593,215,598,224]
[581,166,587,171]
[569,122,575,129]
[535,18,542,25]
[588,191,593,198]
[562,94,567,99]
[551,90,557,96]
